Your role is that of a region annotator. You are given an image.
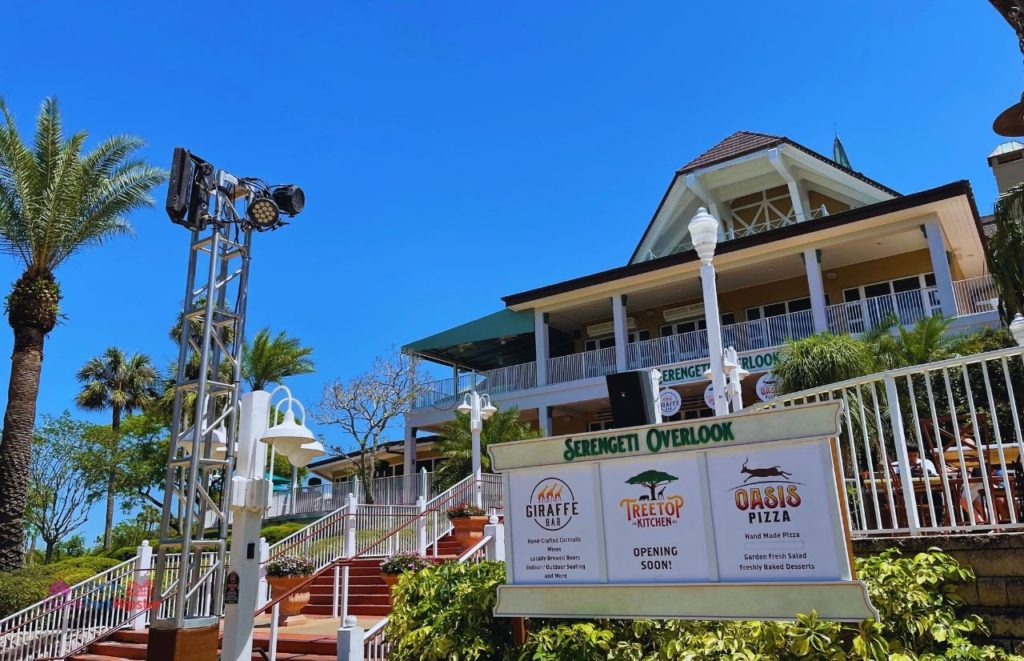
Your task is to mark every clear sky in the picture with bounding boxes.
[0,1,1018,544]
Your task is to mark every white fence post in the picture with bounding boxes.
[883,374,920,535]
[132,540,153,630]
[258,537,270,608]
[484,513,504,562]
[416,496,427,555]
[420,467,428,501]
[337,615,365,661]
[346,493,358,557]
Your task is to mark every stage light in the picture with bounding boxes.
[246,193,280,229]
[272,185,305,217]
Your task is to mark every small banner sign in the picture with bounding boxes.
[488,401,876,622]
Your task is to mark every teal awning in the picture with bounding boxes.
[403,309,536,370]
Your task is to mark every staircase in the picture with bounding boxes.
[68,629,339,661]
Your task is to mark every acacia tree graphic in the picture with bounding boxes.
[626,470,678,500]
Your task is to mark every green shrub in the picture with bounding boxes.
[386,560,510,660]
[259,522,305,544]
[387,550,1018,660]
[0,556,121,618]
[0,574,50,618]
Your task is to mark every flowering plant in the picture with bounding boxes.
[380,552,431,575]
[447,503,486,519]
[265,555,314,578]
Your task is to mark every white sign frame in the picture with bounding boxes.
[489,402,876,622]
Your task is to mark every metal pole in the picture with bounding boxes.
[701,261,730,416]
[470,392,483,508]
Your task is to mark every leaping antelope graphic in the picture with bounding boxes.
[740,458,792,482]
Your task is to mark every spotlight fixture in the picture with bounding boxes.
[272,185,305,217]
[246,193,281,230]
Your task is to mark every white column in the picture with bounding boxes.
[257,538,270,608]
[534,310,549,386]
[924,220,957,318]
[222,391,272,661]
[403,423,417,501]
[701,265,730,416]
[803,249,829,333]
[131,541,153,631]
[538,406,552,437]
[612,294,628,372]
[484,514,505,562]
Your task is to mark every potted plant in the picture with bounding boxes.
[265,555,315,625]
[447,503,488,548]
[379,552,431,589]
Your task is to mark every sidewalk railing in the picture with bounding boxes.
[759,344,1024,537]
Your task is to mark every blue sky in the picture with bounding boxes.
[0,1,1017,544]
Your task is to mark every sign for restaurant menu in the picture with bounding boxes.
[488,401,877,622]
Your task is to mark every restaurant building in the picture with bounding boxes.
[397,131,1004,480]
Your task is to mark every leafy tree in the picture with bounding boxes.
[433,406,537,491]
[25,413,100,563]
[75,348,158,549]
[242,327,315,391]
[101,506,161,550]
[865,313,953,371]
[625,469,678,500]
[0,98,164,570]
[314,349,425,503]
[986,183,1024,323]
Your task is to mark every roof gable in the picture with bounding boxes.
[678,131,784,173]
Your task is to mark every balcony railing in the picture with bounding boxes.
[267,472,437,518]
[411,277,999,408]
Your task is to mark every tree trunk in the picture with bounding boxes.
[44,539,55,564]
[0,323,45,571]
[103,406,121,550]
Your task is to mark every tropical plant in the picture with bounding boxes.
[242,327,315,391]
[380,552,431,575]
[433,406,538,491]
[865,313,954,371]
[75,347,158,549]
[265,555,314,578]
[0,98,164,570]
[446,504,486,519]
[986,182,1024,324]
[774,331,876,394]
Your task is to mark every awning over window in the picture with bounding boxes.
[403,309,536,370]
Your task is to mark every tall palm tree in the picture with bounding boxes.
[433,406,537,490]
[242,327,315,391]
[75,348,158,549]
[0,98,164,569]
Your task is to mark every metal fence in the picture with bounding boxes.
[761,345,1024,537]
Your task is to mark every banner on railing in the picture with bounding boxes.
[488,402,877,622]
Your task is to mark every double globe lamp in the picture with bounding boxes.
[259,387,324,468]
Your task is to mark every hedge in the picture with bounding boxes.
[0,556,121,618]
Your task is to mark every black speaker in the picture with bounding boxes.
[606,370,657,428]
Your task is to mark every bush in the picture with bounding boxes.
[388,550,1018,660]
[259,522,305,544]
[380,553,431,576]
[386,561,510,660]
[0,556,121,617]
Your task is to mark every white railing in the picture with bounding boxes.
[548,346,617,384]
[953,275,999,317]
[0,550,218,661]
[414,361,538,409]
[268,472,436,518]
[268,503,351,571]
[722,309,816,354]
[827,287,940,335]
[761,345,1024,537]
[627,327,709,370]
[415,371,479,408]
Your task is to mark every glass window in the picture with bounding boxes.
[746,307,762,321]
[892,276,921,293]
[924,272,936,287]
[764,302,787,318]
[788,297,812,313]
[864,282,892,298]
[843,289,861,303]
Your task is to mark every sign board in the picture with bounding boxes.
[224,571,240,605]
[660,348,780,386]
[658,388,681,417]
[489,402,876,622]
[703,383,715,410]
[756,372,780,402]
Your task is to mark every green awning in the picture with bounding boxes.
[403,309,536,370]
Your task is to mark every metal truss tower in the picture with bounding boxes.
[150,174,253,632]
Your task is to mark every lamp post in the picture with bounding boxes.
[1011,313,1024,347]
[457,390,497,507]
[689,208,730,417]
[723,347,749,412]
[222,386,322,661]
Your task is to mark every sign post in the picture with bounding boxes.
[489,401,876,622]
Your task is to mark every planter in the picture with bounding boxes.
[450,516,488,549]
[267,575,312,625]
[381,573,399,588]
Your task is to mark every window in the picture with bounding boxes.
[588,420,614,432]
[584,329,650,352]
[840,273,940,332]
[746,297,813,321]
[661,314,734,338]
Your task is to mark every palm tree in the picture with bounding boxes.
[0,98,164,569]
[242,327,315,391]
[75,348,158,549]
[774,332,876,395]
[433,406,537,490]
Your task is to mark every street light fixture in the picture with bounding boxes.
[1011,313,1024,347]
[458,390,495,507]
[688,208,729,417]
[259,386,323,467]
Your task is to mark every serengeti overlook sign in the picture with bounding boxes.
[488,401,878,622]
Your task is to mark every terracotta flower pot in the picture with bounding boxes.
[381,573,399,588]
[267,575,312,625]
[450,516,488,549]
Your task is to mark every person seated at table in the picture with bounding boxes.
[951,423,1004,525]
[890,443,938,476]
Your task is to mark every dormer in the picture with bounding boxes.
[630,131,899,264]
